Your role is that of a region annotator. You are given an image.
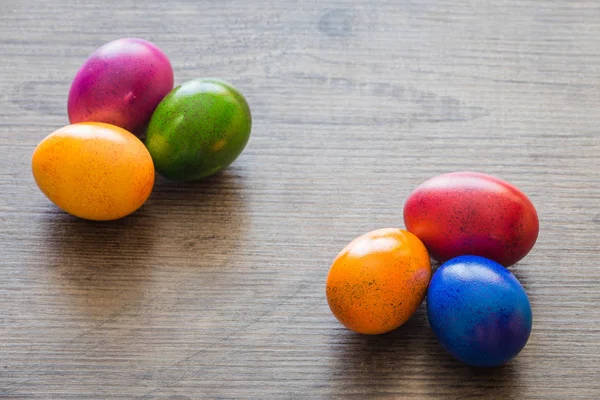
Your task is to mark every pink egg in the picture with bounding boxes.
[68,38,174,135]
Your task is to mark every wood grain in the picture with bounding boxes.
[1,0,599,398]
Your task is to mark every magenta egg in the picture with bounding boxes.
[68,38,174,135]
[403,171,539,267]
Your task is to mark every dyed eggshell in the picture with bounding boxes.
[32,122,155,221]
[427,255,532,367]
[326,228,432,335]
[145,78,252,181]
[403,171,539,266]
[68,38,174,135]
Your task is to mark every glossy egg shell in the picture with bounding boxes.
[427,255,532,367]
[326,228,432,335]
[68,38,174,135]
[32,122,155,221]
[145,78,252,181]
[403,171,539,266]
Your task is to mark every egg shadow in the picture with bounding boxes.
[426,349,522,398]
[326,305,522,398]
[325,306,433,396]
[430,258,442,273]
[39,168,250,317]
[144,169,251,268]
[38,205,157,319]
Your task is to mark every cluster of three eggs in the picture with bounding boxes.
[32,38,251,221]
[326,172,539,367]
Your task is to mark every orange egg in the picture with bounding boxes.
[32,122,155,221]
[326,228,432,335]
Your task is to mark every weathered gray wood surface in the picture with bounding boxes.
[1,0,599,398]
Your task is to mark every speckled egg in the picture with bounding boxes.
[68,38,174,135]
[32,122,155,221]
[403,171,539,266]
[144,78,251,181]
[326,228,432,335]
[427,255,532,367]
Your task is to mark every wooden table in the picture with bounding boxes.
[2,1,599,398]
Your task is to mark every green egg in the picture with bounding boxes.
[145,78,251,181]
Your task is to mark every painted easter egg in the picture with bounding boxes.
[32,122,155,221]
[145,78,252,181]
[326,228,432,335]
[403,171,539,266]
[68,38,174,135]
[427,255,533,367]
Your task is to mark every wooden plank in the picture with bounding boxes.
[0,0,598,398]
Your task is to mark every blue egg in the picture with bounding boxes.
[427,255,532,367]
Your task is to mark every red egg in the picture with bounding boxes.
[403,172,539,266]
